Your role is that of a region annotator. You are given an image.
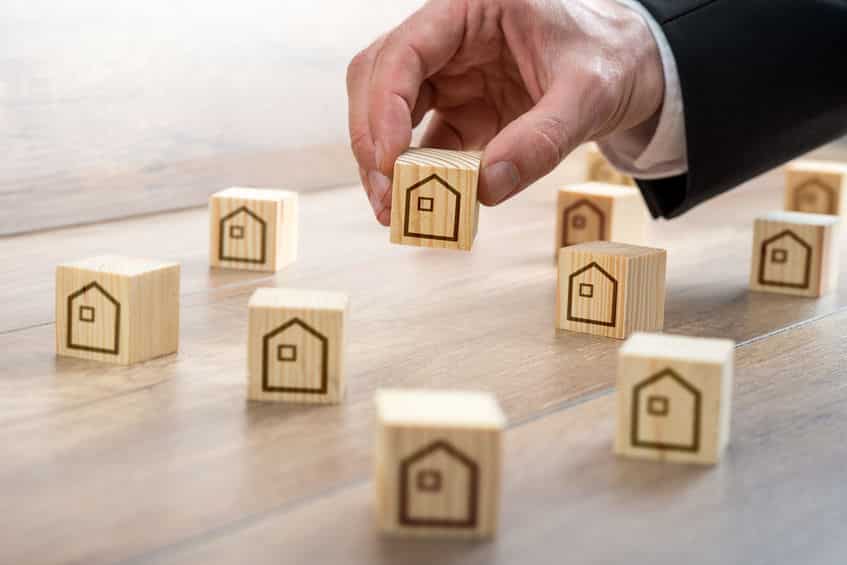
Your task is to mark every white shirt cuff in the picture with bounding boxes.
[597,0,688,179]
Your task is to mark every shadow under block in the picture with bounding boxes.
[247,288,348,404]
[785,160,847,216]
[749,211,840,297]
[585,144,636,187]
[55,255,180,365]
[389,148,480,251]
[209,187,298,272]
[375,389,505,539]
[557,241,666,339]
[615,332,734,465]
[554,182,647,252]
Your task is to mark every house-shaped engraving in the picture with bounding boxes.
[757,229,812,289]
[403,174,461,242]
[398,440,478,528]
[219,206,267,264]
[793,178,836,215]
[631,368,701,452]
[261,317,328,394]
[562,199,606,246]
[66,281,121,355]
[566,262,618,327]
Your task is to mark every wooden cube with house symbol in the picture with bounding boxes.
[785,160,847,216]
[375,389,505,539]
[247,288,348,404]
[749,211,840,297]
[615,332,735,465]
[585,144,636,187]
[557,241,666,339]
[55,255,180,365]
[389,148,481,251]
[209,187,298,272]
[554,182,647,253]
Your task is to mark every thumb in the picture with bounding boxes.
[479,86,591,206]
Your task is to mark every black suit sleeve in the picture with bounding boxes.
[633,0,847,218]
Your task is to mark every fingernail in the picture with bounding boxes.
[367,170,391,209]
[375,143,386,171]
[482,161,520,204]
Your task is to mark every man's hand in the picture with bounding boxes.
[347,0,664,225]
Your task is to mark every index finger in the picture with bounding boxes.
[367,0,468,176]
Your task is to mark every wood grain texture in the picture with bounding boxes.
[209,188,298,272]
[55,255,180,364]
[785,160,847,215]
[614,333,734,465]
[557,241,666,339]
[554,183,647,251]
[127,307,847,565]
[749,211,840,297]
[375,390,504,539]
[3,150,847,564]
[247,288,348,403]
[390,148,481,251]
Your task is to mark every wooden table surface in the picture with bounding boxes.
[1,151,846,565]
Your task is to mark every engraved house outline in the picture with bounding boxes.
[219,206,267,264]
[566,262,618,327]
[398,440,479,529]
[66,281,121,355]
[261,317,329,395]
[631,368,702,453]
[793,178,836,215]
[561,198,606,247]
[403,174,461,242]
[757,229,813,290]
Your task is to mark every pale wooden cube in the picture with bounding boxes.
[375,389,505,539]
[785,160,847,216]
[586,144,636,187]
[389,148,480,251]
[55,255,180,365]
[209,187,298,272]
[749,211,840,297]
[247,288,348,404]
[554,182,647,252]
[615,333,734,465]
[557,241,666,339]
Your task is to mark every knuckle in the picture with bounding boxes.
[531,115,571,172]
[349,128,373,162]
[346,50,370,89]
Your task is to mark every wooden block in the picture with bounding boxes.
[556,241,666,339]
[749,211,840,297]
[375,389,505,539]
[247,288,348,404]
[785,160,847,216]
[55,255,180,365]
[554,182,647,252]
[586,144,636,187]
[614,332,734,465]
[389,148,480,251]
[209,187,298,272]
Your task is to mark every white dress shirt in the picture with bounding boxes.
[598,0,688,178]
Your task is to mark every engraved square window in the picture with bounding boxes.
[229,225,245,239]
[416,469,442,492]
[79,305,95,323]
[571,214,586,229]
[771,248,788,264]
[277,344,297,362]
[417,197,434,212]
[579,283,594,298]
[647,395,669,417]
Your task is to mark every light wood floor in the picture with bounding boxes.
[1,152,846,565]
